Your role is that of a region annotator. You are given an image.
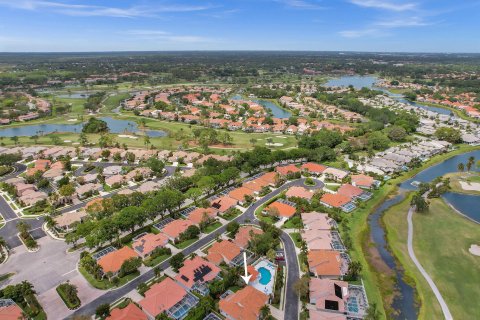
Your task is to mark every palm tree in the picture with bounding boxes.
[467,156,475,171]
[457,162,465,172]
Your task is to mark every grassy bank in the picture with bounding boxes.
[350,144,480,319]
[443,171,480,195]
[385,196,480,319]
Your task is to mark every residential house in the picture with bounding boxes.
[264,200,296,218]
[105,174,125,188]
[228,187,255,205]
[53,210,87,232]
[107,303,147,320]
[257,171,279,187]
[276,164,300,177]
[308,250,344,279]
[242,179,269,195]
[302,230,335,250]
[301,162,327,176]
[302,212,336,231]
[187,207,217,225]
[219,286,269,320]
[233,226,263,249]
[175,256,221,294]
[211,196,238,214]
[323,168,349,181]
[139,277,198,320]
[206,240,242,266]
[137,181,161,193]
[133,233,169,258]
[309,309,346,320]
[320,194,356,213]
[286,186,314,201]
[97,246,139,277]
[0,299,24,320]
[161,219,194,243]
[309,278,349,314]
[337,184,371,201]
[350,174,376,189]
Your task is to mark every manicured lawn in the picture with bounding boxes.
[174,238,198,249]
[383,194,444,319]
[143,254,171,267]
[282,216,303,229]
[221,210,241,221]
[413,198,480,319]
[203,221,222,234]
[78,266,140,290]
[254,204,277,224]
[324,184,340,192]
[289,232,302,248]
[56,284,81,309]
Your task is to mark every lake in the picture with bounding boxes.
[324,75,452,115]
[231,94,292,118]
[0,117,167,137]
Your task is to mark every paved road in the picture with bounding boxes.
[71,178,322,318]
[0,164,178,248]
[407,207,453,320]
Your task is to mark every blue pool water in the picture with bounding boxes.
[258,267,272,285]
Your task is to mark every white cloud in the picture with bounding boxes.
[124,30,215,43]
[338,28,386,38]
[375,17,430,27]
[349,0,417,12]
[276,0,324,9]
[0,0,211,18]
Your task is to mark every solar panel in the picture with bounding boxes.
[193,265,213,282]
[92,246,116,260]
[334,283,343,299]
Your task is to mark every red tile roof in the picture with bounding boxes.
[228,187,254,202]
[206,240,241,265]
[107,303,147,320]
[0,304,24,320]
[139,277,187,317]
[308,250,342,276]
[257,171,278,185]
[175,256,221,289]
[233,226,263,248]
[351,174,374,188]
[187,207,217,224]
[133,233,169,256]
[276,164,300,176]
[210,196,238,213]
[301,162,327,174]
[98,246,138,274]
[265,201,296,218]
[161,219,194,239]
[286,186,313,200]
[219,286,268,320]
[337,184,363,199]
[320,193,351,208]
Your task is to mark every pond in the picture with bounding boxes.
[324,75,452,115]
[369,150,480,319]
[231,94,292,119]
[0,117,167,138]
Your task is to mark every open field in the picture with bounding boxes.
[385,196,480,319]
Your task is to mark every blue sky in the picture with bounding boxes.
[0,0,479,52]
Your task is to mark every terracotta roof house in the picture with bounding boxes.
[107,302,147,320]
[233,226,263,249]
[105,174,125,187]
[276,164,300,176]
[219,286,269,320]
[264,201,296,218]
[337,184,364,200]
[175,256,221,291]
[302,212,336,231]
[76,183,101,199]
[323,168,349,181]
[187,207,217,225]
[320,194,356,212]
[139,277,197,319]
[301,162,327,175]
[97,246,138,275]
[308,250,343,279]
[161,219,194,242]
[133,233,169,258]
[309,278,349,313]
[286,186,314,200]
[210,196,238,213]
[228,187,254,205]
[0,300,24,320]
[302,230,334,250]
[351,174,375,189]
[309,309,347,320]
[257,171,279,186]
[137,181,161,193]
[242,179,269,195]
[206,240,242,265]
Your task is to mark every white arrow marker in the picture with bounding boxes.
[240,252,252,284]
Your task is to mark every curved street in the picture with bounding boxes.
[71,177,323,318]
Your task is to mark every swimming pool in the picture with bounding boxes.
[258,267,272,285]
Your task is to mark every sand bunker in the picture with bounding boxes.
[67,119,78,122]
[118,134,138,140]
[459,181,480,191]
[265,143,284,147]
[469,244,480,256]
